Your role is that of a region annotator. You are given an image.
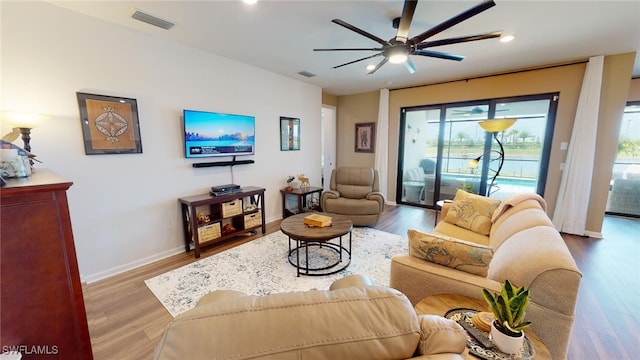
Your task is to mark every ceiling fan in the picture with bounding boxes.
[314,0,502,74]
[452,106,510,116]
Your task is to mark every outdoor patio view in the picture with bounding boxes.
[607,102,640,217]
[399,96,555,206]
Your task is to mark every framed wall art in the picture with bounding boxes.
[280,116,300,151]
[355,122,375,153]
[76,92,143,155]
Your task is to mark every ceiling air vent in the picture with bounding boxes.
[131,10,174,30]
[298,71,317,78]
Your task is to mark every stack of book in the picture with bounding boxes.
[303,214,332,227]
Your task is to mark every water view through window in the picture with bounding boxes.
[398,94,557,207]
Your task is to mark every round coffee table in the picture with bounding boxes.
[280,212,353,277]
[415,294,551,359]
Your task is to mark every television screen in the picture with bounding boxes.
[183,109,255,158]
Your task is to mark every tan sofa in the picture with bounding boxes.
[154,275,468,360]
[321,167,385,226]
[390,191,582,359]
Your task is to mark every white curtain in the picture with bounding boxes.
[374,88,389,199]
[552,55,604,235]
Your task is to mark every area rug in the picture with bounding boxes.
[145,227,407,317]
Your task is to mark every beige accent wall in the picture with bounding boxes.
[335,52,635,235]
[335,91,380,167]
[587,53,636,234]
[322,92,338,107]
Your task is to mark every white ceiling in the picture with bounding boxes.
[49,0,640,96]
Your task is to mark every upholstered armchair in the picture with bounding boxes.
[321,167,385,226]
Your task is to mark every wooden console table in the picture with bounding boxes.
[179,187,265,258]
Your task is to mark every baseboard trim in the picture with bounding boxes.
[81,215,281,284]
[584,230,603,239]
[81,246,185,284]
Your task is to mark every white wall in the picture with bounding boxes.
[1,1,322,282]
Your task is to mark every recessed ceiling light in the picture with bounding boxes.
[366,64,376,71]
[243,0,257,4]
[500,35,515,43]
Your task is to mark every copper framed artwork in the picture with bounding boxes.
[76,92,143,155]
[355,122,375,153]
[280,116,300,151]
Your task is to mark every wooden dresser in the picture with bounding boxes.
[1,170,93,359]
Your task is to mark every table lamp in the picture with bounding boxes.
[1,111,51,153]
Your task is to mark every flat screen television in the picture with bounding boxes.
[183,109,255,158]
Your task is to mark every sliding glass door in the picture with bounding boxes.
[606,101,640,217]
[397,94,558,207]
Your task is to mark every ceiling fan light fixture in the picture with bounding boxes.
[389,52,408,64]
[500,35,515,43]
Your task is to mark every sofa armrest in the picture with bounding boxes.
[416,314,467,356]
[320,190,340,209]
[197,290,246,307]
[329,274,373,290]
[366,191,385,209]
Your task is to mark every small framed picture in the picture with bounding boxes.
[280,116,300,151]
[76,92,143,155]
[355,122,375,153]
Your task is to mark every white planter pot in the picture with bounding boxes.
[490,321,524,354]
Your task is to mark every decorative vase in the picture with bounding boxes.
[490,321,524,354]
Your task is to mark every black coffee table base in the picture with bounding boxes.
[287,234,351,277]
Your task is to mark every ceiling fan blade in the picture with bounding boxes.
[333,53,383,69]
[416,31,502,49]
[404,57,417,74]
[367,57,388,74]
[395,0,418,43]
[332,19,390,46]
[314,47,383,52]
[414,50,465,61]
[409,0,496,44]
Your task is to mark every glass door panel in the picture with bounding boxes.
[606,102,640,217]
[438,105,488,201]
[399,108,440,206]
[477,98,554,199]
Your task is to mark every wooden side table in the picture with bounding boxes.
[415,294,551,359]
[280,186,323,218]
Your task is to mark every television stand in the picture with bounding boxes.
[179,186,265,258]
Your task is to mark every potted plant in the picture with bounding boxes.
[482,280,532,354]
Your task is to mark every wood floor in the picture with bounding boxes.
[83,205,639,360]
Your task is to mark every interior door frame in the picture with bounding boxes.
[321,105,336,191]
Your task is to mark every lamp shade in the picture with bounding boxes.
[478,118,516,132]
[1,111,51,129]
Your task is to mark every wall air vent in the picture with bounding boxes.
[131,10,174,30]
[298,71,317,78]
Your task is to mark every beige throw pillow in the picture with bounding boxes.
[408,229,493,276]
[444,189,501,235]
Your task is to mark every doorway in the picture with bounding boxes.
[321,105,336,191]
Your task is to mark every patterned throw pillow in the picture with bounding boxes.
[444,189,501,235]
[408,229,493,276]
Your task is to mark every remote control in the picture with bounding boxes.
[457,319,495,349]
